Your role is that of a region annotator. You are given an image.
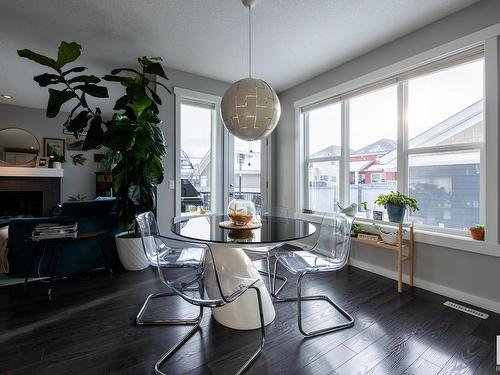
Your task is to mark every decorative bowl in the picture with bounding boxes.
[374,224,401,245]
[227,199,255,226]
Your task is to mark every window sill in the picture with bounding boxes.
[294,212,500,258]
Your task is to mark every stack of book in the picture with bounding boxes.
[31,223,78,242]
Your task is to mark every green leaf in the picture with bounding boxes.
[111,68,142,76]
[47,89,77,118]
[62,66,87,76]
[126,85,152,117]
[74,84,109,98]
[103,74,134,86]
[56,41,81,68]
[33,73,61,87]
[128,183,154,209]
[65,110,89,135]
[146,87,162,105]
[144,62,168,80]
[147,156,164,185]
[113,95,130,111]
[102,118,136,151]
[17,49,58,70]
[68,75,100,84]
[83,116,104,150]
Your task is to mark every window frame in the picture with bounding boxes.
[302,101,343,213]
[298,48,487,237]
[174,87,223,218]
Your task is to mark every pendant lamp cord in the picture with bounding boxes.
[248,5,252,78]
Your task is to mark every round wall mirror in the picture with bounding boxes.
[0,128,40,166]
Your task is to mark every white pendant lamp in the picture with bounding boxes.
[220,0,281,141]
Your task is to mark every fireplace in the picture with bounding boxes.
[0,191,43,220]
[0,176,61,218]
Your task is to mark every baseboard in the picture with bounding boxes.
[349,257,500,315]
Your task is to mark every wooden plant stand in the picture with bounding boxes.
[349,218,414,293]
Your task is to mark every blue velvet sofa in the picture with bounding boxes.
[7,198,121,278]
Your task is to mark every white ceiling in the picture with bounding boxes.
[0,0,478,111]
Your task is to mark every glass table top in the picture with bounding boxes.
[172,215,317,244]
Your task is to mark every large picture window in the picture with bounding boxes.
[301,50,485,234]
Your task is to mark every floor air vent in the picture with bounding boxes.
[443,301,489,319]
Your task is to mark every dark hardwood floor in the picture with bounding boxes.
[1,264,498,375]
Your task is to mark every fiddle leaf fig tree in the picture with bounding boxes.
[18,41,170,230]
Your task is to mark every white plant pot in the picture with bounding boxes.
[365,209,373,218]
[115,232,149,271]
[52,161,62,169]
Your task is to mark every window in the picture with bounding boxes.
[407,59,484,230]
[179,99,216,214]
[349,84,397,212]
[300,49,485,234]
[234,138,262,214]
[303,101,342,213]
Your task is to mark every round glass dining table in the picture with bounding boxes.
[172,215,317,330]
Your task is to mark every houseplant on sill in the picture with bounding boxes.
[375,191,419,223]
[360,201,372,219]
[19,41,170,271]
[469,224,485,241]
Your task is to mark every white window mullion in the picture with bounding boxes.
[484,36,499,243]
[341,99,350,207]
[397,80,408,195]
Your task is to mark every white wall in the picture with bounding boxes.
[275,0,500,313]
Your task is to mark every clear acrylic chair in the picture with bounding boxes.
[272,212,355,337]
[135,212,205,326]
[136,212,266,375]
[243,206,289,294]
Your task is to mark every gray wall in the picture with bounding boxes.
[0,103,100,200]
[275,0,500,312]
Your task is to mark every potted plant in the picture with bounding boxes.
[19,41,170,271]
[374,191,418,223]
[469,224,484,241]
[48,153,65,169]
[360,201,372,219]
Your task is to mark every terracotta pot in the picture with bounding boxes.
[469,227,484,241]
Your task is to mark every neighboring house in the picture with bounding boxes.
[310,100,483,229]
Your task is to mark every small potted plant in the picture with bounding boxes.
[469,224,484,241]
[375,191,418,223]
[360,201,372,218]
[48,153,65,169]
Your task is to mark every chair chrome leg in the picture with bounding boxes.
[154,287,266,375]
[271,260,354,337]
[154,306,204,375]
[136,292,202,326]
[235,286,266,375]
[256,253,288,296]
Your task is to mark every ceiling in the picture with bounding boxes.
[0,0,478,111]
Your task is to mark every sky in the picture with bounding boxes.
[308,58,484,153]
[181,102,261,167]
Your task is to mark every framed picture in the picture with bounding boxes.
[66,136,84,151]
[36,156,49,168]
[94,153,105,163]
[63,128,87,136]
[44,138,65,160]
